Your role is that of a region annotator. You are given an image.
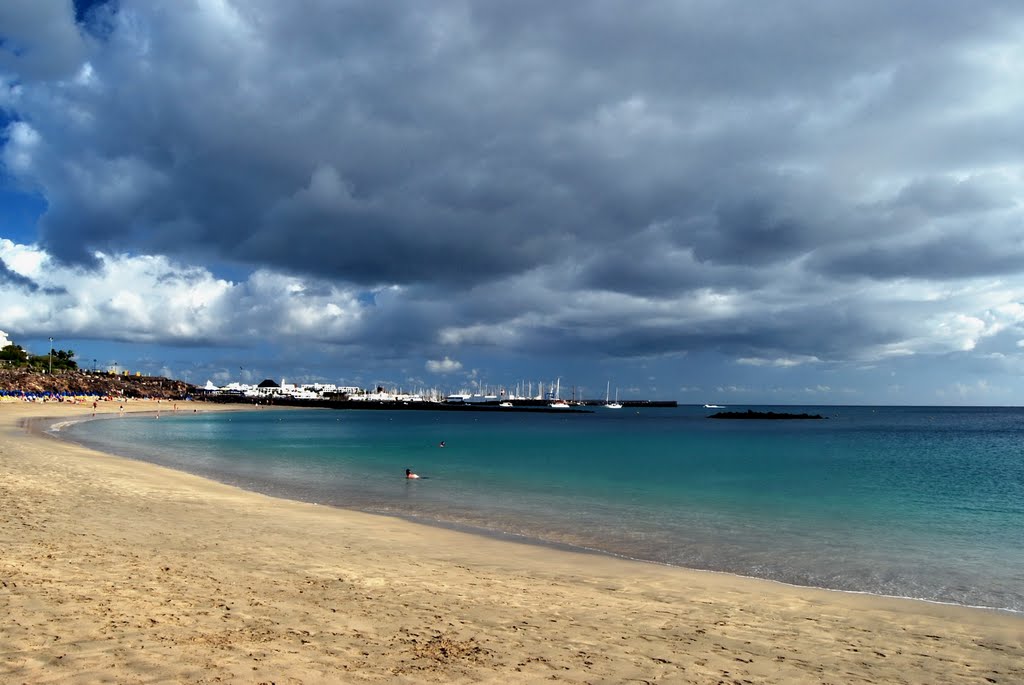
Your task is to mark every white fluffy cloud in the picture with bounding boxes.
[426,356,463,374]
[0,239,366,346]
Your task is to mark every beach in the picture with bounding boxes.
[2,401,1021,683]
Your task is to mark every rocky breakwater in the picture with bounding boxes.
[707,409,826,420]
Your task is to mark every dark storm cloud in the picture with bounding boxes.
[0,256,39,290]
[0,2,88,81]
[817,234,1024,281]
[0,256,66,294]
[3,0,1024,372]
[691,200,818,267]
[809,174,1024,280]
[526,294,904,362]
[577,246,708,297]
[575,220,775,297]
[886,175,1014,216]
[14,0,1010,279]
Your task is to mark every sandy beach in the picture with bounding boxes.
[1,401,1021,683]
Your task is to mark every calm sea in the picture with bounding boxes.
[57,405,1024,613]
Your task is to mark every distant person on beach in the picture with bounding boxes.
[405,468,420,479]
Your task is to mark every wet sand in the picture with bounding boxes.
[2,400,1021,683]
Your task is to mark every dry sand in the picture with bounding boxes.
[1,400,1021,684]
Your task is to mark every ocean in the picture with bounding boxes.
[57,404,1024,613]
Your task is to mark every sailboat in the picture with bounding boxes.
[604,382,622,409]
[549,378,571,408]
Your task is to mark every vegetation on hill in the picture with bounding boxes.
[1,342,78,372]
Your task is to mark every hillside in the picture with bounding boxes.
[0,368,198,399]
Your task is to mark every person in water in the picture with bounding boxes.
[405,468,420,479]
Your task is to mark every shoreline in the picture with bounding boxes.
[3,400,1022,683]
[31,403,1024,616]
[47,406,1023,616]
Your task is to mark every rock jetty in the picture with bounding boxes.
[708,410,825,420]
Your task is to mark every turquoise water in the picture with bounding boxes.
[59,405,1024,612]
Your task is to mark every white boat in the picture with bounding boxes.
[703,404,725,409]
[499,401,514,408]
[604,382,622,409]
[548,378,571,408]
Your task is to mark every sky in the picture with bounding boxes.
[2,1,1024,404]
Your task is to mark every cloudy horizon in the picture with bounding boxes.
[3,1,1024,404]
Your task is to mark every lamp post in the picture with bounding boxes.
[48,337,53,374]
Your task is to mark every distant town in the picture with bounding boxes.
[203,377,675,409]
[0,333,675,409]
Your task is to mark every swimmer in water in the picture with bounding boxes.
[405,468,420,479]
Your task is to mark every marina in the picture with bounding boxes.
[202,375,676,411]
